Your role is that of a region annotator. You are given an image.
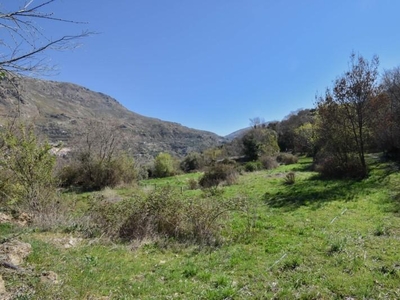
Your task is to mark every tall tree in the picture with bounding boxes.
[242,127,279,161]
[316,53,379,177]
[372,66,400,158]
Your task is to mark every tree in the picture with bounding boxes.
[180,152,204,172]
[293,122,317,155]
[249,117,266,128]
[315,53,379,177]
[0,0,90,75]
[58,120,136,190]
[0,122,56,211]
[276,109,315,152]
[242,127,279,161]
[153,153,176,178]
[371,66,400,158]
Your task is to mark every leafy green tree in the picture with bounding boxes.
[180,152,204,172]
[154,152,176,178]
[293,122,317,155]
[242,127,279,161]
[0,122,56,210]
[276,109,315,152]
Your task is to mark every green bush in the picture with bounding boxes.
[199,164,239,188]
[153,152,177,178]
[180,152,204,172]
[277,153,299,165]
[0,123,57,211]
[244,161,263,172]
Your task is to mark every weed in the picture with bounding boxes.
[213,275,230,288]
[327,237,346,255]
[373,224,390,236]
[284,172,296,185]
[182,262,198,278]
[280,257,301,271]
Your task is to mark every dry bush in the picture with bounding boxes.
[260,155,279,170]
[86,187,253,246]
[58,153,137,191]
[314,154,367,179]
[30,196,76,231]
[277,153,299,165]
[187,178,199,190]
[199,164,239,188]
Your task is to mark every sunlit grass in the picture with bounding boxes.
[2,156,400,298]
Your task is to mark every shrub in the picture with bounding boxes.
[244,161,263,172]
[153,152,177,178]
[187,178,199,190]
[201,186,225,198]
[58,153,137,191]
[277,153,298,165]
[199,164,239,188]
[87,187,251,245]
[260,155,279,170]
[0,122,57,212]
[314,154,367,179]
[180,152,204,172]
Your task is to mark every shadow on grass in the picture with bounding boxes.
[289,160,314,172]
[264,177,359,211]
[265,155,400,211]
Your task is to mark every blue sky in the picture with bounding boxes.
[27,0,400,136]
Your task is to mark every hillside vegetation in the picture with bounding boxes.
[1,157,400,299]
[1,4,400,298]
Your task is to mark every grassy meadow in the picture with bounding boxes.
[2,157,400,299]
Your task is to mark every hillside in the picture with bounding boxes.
[0,75,225,158]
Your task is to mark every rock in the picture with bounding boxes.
[0,213,12,224]
[16,213,32,226]
[40,271,59,284]
[0,275,6,294]
[0,240,32,266]
[51,236,82,249]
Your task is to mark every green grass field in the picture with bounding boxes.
[2,157,400,299]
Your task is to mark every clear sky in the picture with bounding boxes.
[28,0,400,136]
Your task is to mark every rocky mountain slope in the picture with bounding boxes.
[0,75,225,158]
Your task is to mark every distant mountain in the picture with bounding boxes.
[0,75,226,159]
[224,127,251,141]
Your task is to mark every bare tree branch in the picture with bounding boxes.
[0,0,93,74]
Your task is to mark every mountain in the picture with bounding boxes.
[224,127,251,141]
[0,75,225,159]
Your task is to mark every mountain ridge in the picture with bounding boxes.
[0,75,226,159]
